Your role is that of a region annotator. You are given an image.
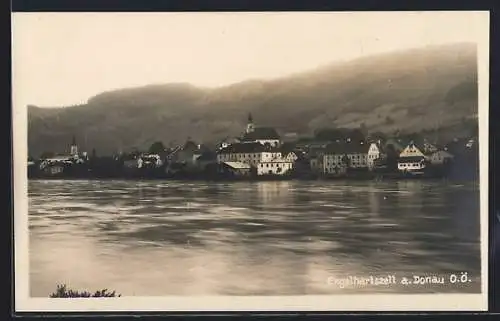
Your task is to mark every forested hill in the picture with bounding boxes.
[28,42,478,157]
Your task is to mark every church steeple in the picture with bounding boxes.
[246,113,255,134]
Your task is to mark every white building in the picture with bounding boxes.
[397,142,427,172]
[217,142,295,176]
[257,158,294,176]
[217,142,281,167]
[367,142,384,170]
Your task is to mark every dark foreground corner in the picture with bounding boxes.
[49,284,121,298]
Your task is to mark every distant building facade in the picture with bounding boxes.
[217,141,294,176]
[397,142,427,172]
[367,141,384,170]
[322,142,370,174]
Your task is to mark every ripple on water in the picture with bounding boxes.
[28,179,481,296]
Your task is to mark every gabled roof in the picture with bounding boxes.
[398,155,426,162]
[241,127,280,140]
[384,138,408,152]
[368,141,386,154]
[218,142,279,154]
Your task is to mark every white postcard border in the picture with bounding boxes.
[12,11,490,312]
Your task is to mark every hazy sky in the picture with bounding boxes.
[12,11,487,107]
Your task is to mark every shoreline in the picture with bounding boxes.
[27,174,476,183]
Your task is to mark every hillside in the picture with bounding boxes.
[27,42,478,157]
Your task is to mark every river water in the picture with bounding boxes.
[28,179,481,297]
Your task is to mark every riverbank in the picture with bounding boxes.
[27,173,475,183]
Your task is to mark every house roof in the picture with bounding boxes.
[308,147,326,158]
[398,155,426,162]
[220,137,240,144]
[369,141,386,154]
[223,161,251,169]
[386,137,439,155]
[432,150,454,158]
[241,127,280,141]
[197,151,217,161]
[302,141,332,148]
[183,140,199,151]
[324,142,369,154]
[218,142,279,154]
[261,158,294,164]
[45,155,73,161]
[384,138,407,152]
[279,142,297,155]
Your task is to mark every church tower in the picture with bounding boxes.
[246,113,255,134]
[70,135,78,156]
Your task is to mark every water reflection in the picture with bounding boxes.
[29,179,481,296]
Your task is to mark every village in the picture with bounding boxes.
[27,113,479,181]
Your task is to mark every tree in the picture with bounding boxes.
[314,128,343,141]
[359,122,368,137]
[350,128,366,143]
[369,131,387,142]
[385,144,399,171]
[148,141,166,154]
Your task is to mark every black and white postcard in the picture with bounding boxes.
[12,11,490,312]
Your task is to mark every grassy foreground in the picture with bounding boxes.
[50,284,121,298]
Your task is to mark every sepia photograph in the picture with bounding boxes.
[13,11,489,312]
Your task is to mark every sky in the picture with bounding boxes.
[12,11,487,107]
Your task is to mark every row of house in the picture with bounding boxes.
[31,112,476,179]
[36,136,89,175]
[308,138,458,177]
[214,114,298,176]
[212,113,467,177]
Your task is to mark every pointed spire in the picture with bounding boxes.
[248,113,253,123]
[71,135,76,146]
